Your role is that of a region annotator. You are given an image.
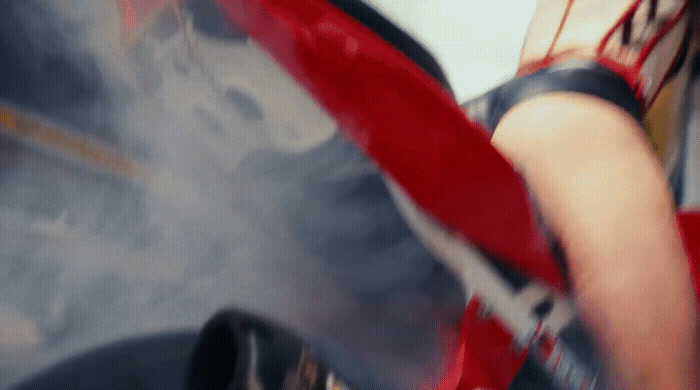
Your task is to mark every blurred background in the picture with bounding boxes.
[0,0,696,388]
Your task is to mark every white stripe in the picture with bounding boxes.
[385,178,575,347]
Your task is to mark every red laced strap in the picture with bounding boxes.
[597,0,690,107]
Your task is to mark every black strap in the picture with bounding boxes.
[463,60,644,131]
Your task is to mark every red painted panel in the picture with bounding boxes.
[215,0,567,290]
[435,297,528,390]
[678,211,700,308]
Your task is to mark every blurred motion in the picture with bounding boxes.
[3,0,697,389]
[0,1,465,388]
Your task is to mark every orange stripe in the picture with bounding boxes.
[0,103,146,181]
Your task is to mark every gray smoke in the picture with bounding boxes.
[0,1,465,388]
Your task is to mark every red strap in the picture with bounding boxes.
[215,0,567,291]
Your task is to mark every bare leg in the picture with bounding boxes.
[492,94,699,389]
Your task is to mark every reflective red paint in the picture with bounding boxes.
[215,0,568,292]
[678,211,700,310]
[120,1,700,388]
[435,296,528,390]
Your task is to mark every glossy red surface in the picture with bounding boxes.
[216,0,568,291]
[435,296,528,390]
[209,2,700,388]
[678,211,700,310]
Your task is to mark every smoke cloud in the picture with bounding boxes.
[0,1,465,388]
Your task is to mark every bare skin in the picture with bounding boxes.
[483,0,699,387]
[491,93,699,389]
